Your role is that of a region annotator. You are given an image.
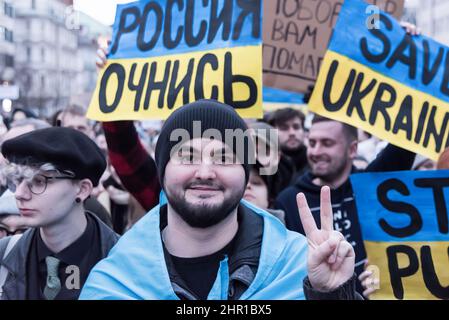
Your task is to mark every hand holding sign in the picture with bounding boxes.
[399,21,421,36]
[359,267,380,298]
[96,47,108,70]
[297,186,355,292]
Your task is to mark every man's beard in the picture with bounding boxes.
[311,156,350,183]
[165,180,245,228]
[281,141,303,155]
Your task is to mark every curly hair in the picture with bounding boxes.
[2,162,75,183]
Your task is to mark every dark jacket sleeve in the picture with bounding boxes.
[303,274,363,300]
[274,190,302,233]
[365,143,416,173]
[102,121,161,212]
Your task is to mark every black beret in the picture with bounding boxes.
[1,127,106,186]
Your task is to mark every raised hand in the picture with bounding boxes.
[96,43,110,70]
[297,186,355,292]
[400,21,421,36]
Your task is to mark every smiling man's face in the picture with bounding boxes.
[307,121,356,183]
[164,138,246,228]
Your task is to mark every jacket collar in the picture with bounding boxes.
[159,203,263,299]
[296,166,359,191]
[228,205,262,274]
[2,228,35,279]
[0,211,119,300]
[85,210,120,257]
[1,211,118,296]
[78,201,293,300]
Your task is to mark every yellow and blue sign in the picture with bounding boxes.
[87,0,263,121]
[351,170,449,300]
[263,86,307,113]
[309,0,449,160]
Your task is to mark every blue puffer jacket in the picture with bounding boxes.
[79,200,309,300]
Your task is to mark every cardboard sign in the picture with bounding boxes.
[309,0,449,161]
[87,0,263,121]
[351,170,449,300]
[262,0,404,93]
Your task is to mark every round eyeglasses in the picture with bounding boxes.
[7,173,77,195]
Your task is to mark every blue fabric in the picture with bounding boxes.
[79,200,308,300]
[206,256,229,300]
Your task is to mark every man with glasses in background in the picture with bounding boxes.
[0,127,118,300]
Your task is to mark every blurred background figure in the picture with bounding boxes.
[96,164,145,234]
[0,116,8,137]
[353,155,369,170]
[437,147,449,170]
[97,164,129,234]
[249,122,288,203]
[135,120,162,159]
[412,155,437,171]
[357,129,388,163]
[59,104,94,139]
[49,109,64,127]
[0,119,51,195]
[11,108,37,123]
[0,190,27,239]
[95,132,107,153]
[243,164,285,225]
[2,119,50,143]
[266,108,308,182]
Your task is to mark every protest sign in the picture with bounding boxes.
[263,86,306,112]
[262,0,404,93]
[87,0,263,121]
[351,170,449,300]
[309,0,449,161]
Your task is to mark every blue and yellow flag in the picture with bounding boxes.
[87,0,263,120]
[309,0,449,160]
[351,170,449,300]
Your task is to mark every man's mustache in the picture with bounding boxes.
[185,180,225,191]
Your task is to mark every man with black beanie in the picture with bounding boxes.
[80,100,359,300]
[0,127,118,300]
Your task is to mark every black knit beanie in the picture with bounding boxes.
[155,100,254,188]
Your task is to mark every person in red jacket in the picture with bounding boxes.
[96,47,160,212]
[101,121,160,212]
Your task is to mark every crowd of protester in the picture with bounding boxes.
[0,21,447,301]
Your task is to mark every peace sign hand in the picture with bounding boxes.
[297,186,355,292]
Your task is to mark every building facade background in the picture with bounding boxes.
[405,0,449,46]
[2,0,110,118]
[0,0,15,85]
